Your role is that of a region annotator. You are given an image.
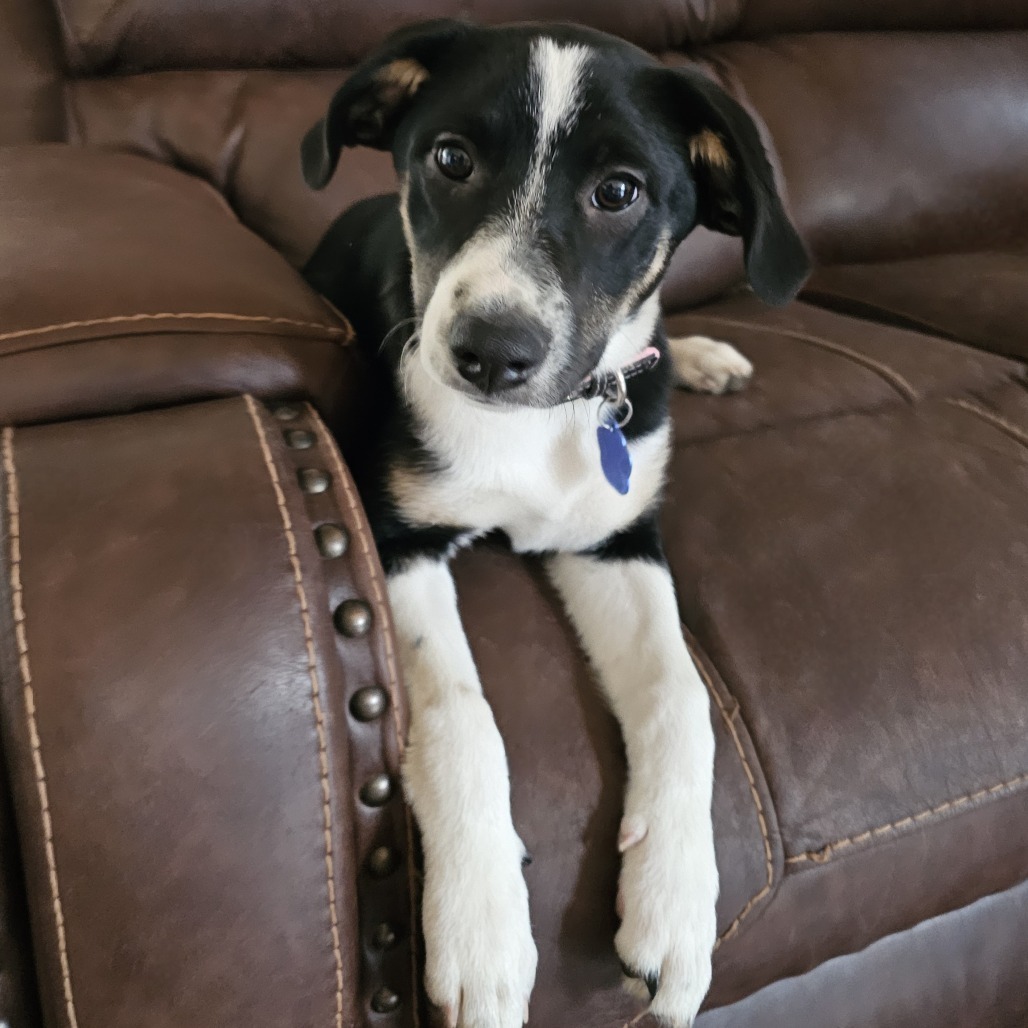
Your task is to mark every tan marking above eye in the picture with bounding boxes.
[374,58,430,104]
[688,128,732,171]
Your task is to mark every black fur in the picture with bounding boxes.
[302,20,808,571]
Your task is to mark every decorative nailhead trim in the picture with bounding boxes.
[372,987,401,1014]
[360,773,394,808]
[372,922,399,950]
[351,686,388,722]
[298,468,330,494]
[284,428,316,450]
[316,524,349,559]
[367,845,400,879]
[252,399,410,1024]
[335,598,372,638]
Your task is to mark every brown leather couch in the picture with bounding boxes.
[2,1,1027,1026]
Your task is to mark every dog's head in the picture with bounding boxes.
[302,20,809,406]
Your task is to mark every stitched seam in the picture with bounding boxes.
[945,398,1028,451]
[687,645,774,948]
[243,397,344,1028]
[0,311,347,345]
[2,428,80,1028]
[786,769,1028,866]
[312,412,422,1028]
[687,315,919,402]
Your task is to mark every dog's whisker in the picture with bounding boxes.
[379,316,420,354]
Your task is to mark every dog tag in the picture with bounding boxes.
[597,416,632,495]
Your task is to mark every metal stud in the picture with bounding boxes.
[371,987,401,1014]
[273,404,302,421]
[360,773,393,807]
[367,845,399,878]
[284,428,315,450]
[315,523,349,559]
[298,468,330,494]
[350,686,388,722]
[335,599,372,637]
[371,922,399,950]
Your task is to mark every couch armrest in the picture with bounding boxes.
[0,146,361,432]
[0,397,414,1028]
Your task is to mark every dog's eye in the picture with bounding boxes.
[435,144,474,181]
[592,176,639,212]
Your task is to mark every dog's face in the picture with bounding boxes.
[303,20,809,407]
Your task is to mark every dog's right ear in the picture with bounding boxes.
[301,19,470,190]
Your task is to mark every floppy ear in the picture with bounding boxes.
[653,67,810,306]
[301,19,470,190]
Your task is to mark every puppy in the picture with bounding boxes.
[302,19,808,1028]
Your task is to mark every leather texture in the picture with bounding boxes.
[0,145,359,429]
[0,398,415,1028]
[1,0,1027,1025]
[0,0,64,144]
[698,876,1028,1028]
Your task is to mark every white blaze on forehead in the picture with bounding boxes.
[513,38,592,227]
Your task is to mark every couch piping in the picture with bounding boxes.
[786,769,1028,866]
[946,397,1028,450]
[689,315,919,402]
[2,428,81,1028]
[313,411,422,1028]
[689,645,775,949]
[243,397,345,1028]
[0,311,347,346]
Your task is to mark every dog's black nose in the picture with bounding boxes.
[451,312,547,395]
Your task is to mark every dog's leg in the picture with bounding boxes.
[670,335,753,394]
[388,557,537,1028]
[548,535,718,1028]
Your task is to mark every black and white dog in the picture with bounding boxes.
[302,19,808,1028]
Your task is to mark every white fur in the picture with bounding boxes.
[389,559,537,1028]
[516,39,591,227]
[547,555,719,1027]
[670,335,753,394]
[398,297,669,553]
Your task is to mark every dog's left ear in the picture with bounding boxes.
[301,18,470,190]
[650,67,810,306]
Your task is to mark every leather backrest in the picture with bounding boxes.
[46,0,1028,74]
[0,0,65,144]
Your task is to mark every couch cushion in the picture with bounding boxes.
[714,33,1028,266]
[50,0,737,75]
[0,0,64,144]
[658,258,1028,1005]
[66,68,748,308]
[804,251,1028,363]
[664,292,1024,441]
[0,145,359,428]
[65,32,1028,313]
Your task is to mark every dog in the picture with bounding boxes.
[301,18,808,1027]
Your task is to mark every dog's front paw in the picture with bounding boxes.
[670,336,753,395]
[615,813,718,1027]
[422,833,537,1028]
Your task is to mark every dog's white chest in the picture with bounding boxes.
[393,385,669,552]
